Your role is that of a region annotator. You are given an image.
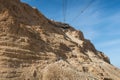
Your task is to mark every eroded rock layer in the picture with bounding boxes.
[0,0,120,80]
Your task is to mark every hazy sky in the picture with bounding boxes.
[21,0,120,68]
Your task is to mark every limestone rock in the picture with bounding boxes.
[0,0,120,80]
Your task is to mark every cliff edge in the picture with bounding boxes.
[0,0,120,80]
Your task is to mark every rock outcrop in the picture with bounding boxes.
[0,0,120,80]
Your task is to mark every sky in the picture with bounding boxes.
[21,0,120,68]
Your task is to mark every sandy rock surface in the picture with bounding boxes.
[0,0,120,80]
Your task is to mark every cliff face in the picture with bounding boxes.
[0,0,120,80]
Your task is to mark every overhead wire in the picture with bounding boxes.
[62,0,65,22]
[70,0,95,22]
[62,0,67,22]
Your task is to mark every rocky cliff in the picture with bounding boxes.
[0,0,120,80]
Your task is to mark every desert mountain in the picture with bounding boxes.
[0,0,120,80]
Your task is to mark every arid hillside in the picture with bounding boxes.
[0,0,120,80]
